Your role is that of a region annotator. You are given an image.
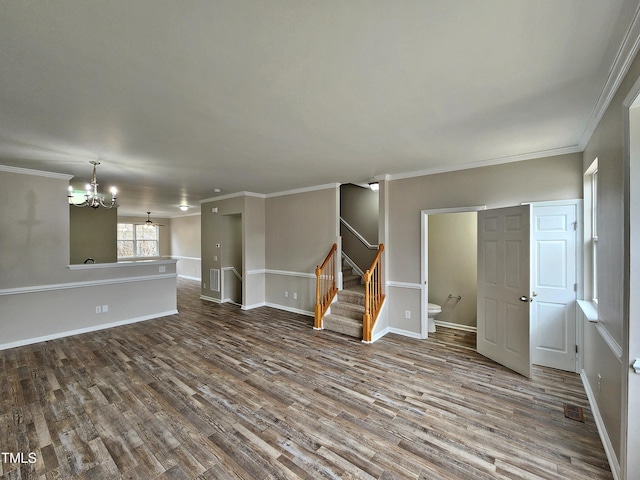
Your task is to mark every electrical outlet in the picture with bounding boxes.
[95,306,101,314]
[159,266,166,273]
[293,293,297,300]
[405,310,411,319]
[285,291,288,298]
[598,373,602,392]
[213,255,218,261]
[102,305,108,313]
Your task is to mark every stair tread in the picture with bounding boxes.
[324,313,362,325]
[331,302,365,313]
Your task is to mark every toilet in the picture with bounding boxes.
[427,303,441,333]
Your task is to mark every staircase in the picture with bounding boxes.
[323,262,366,338]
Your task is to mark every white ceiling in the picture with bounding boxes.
[1,1,639,215]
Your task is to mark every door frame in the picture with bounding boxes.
[527,199,584,373]
[420,205,486,339]
[420,200,583,370]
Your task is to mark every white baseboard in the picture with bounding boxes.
[242,302,266,310]
[434,320,478,333]
[387,327,423,339]
[265,302,314,317]
[200,295,221,303]
[0,310,178,351]
[580,370,621,480]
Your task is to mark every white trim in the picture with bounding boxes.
[340,217,377,250]
[0,273,177,296]
[200,295,221,303]
[421,205,486,339]
[200,191,265,203]
[246,269,266,276]
[0,164,73,180]
[242,302,266,310]
[200,183,340,204]
[388,146,581,182]
[265,303,314,317]
[386,327,423,340]
[423,205,487,215]
[171,255,202,262]
[368,326,390,343]
[578,300,599,323]
[595,322,624,361]
[265,183,340,198]
[387,281,422,290]
[342,252,364,279]
[434,320,477,333]
[222,266,243,281]
[579,2,640,151]
[67,259,177,270]
[581,370,622,480]
[0,310,178,352]
[264,269,316,279]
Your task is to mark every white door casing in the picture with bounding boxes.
[477,205,532,378]
[531,203,578,372]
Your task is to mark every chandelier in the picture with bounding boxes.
[68,161,118,209]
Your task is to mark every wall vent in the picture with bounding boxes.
[210,268,220,292]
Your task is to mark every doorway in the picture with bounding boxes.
[427,211,478,332]
[421,201,581,375]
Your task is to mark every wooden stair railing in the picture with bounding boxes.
[363,243,385,342]
[314,243,338,329]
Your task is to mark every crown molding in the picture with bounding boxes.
[579,2,640,150]
[0,164,73,180]
[387,145,582,182]
[264,182,340,198]
[200,183,340,203]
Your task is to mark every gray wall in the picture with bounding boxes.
[70,206,118,264]
[265,186,339,314]
[0,167,177,349]
[386,153,583,335]
[340,183,378,273]
[170,214,201,280]
[581,48,640,478]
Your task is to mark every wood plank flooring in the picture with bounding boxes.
[1,279,612,479]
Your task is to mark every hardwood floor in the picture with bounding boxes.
[1,279,612,479]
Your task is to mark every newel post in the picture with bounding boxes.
[314,266,322,329]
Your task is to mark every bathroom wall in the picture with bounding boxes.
[428,211,477,329]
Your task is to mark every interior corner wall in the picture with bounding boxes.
[200,195,266,308]
[340,183,379,272]
[170,214,201,280]
[265,187,339,315]
[387,152,583,336]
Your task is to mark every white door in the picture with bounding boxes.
[477,205,531,378]
[531,203,578,372]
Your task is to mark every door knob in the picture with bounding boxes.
[519,296,532,302]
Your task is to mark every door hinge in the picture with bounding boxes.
[575,345,578,354]
[574,221,578,231]
[574,283,578,292]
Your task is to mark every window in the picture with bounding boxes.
[585,158,598,304]
[591,168,598,303]
[117,223,159,258]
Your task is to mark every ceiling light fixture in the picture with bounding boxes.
[368,182,379,192]
[68,161,117,209]
[179,205,189,212]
